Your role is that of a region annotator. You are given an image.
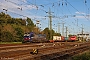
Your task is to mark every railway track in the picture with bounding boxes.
[23,42,90,60]
[0,42,90,60]
[51,44,90,60]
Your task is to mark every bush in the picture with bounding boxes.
[1,31,14,42]
[72,51,90,60]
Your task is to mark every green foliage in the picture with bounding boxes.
[0,31,14,42]
[26,17,35,32]
[0,12,6,18]
[53,33,61,36]
[43,28,61,40]
[27,17,35,27]
[72,51,90,60]
[15,27,24,42]
[0,12,62,42]
[43,28,50,40]
[0,12,29,42]
[0,42,22,44]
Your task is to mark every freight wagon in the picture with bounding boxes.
[53,36,65,42]
[64,36,77,42]
[53,35,77,42]
[69,36,77,41]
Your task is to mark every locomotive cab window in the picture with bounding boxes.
[30,34,34,37]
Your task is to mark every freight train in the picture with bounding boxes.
[22,32,49,43]
[22,32,77,43]
[53,35,77,42]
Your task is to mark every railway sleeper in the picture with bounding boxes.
[50,46,90,60]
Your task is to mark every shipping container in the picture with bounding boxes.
[53,36,64,42]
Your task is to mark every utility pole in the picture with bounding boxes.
[65,26,68,37]
[81,24,84,41]
[62,23,65,36]
[49,8,52,40]
[77,19,78,26]
[36,20,40,34]
[3,9,7,13]
[49,8,52,31]
[58,23,60,34]
[3,9,8,18]
[81,24,84,35]
[46,8,53,40]
[59,22,65,36]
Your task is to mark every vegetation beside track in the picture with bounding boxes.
[71,50,90,60]
[0,12,61,42]
[0,42,22,44]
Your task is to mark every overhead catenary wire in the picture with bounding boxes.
[0,0,90,34]
[65,2,82,28]
[64,0,90,34]
[65,0,89,21]
[0,0,50,30]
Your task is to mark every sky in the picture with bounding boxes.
[0,0,90,36]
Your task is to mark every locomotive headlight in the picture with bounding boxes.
[31,37,34,38]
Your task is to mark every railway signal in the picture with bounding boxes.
[30,49,38,55]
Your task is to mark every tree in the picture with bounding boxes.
[21,20,26,26]
[26,17,35,32]
[15,27,24,42]
[0,12,7,24]
[43,28,50,40]
[27,17,34,27]
[1,31,14,42]
[0,12,62,42]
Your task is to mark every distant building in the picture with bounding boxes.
[77,34,89,41]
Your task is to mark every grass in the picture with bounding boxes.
[71,50,90,60]
[0,42,22,44]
